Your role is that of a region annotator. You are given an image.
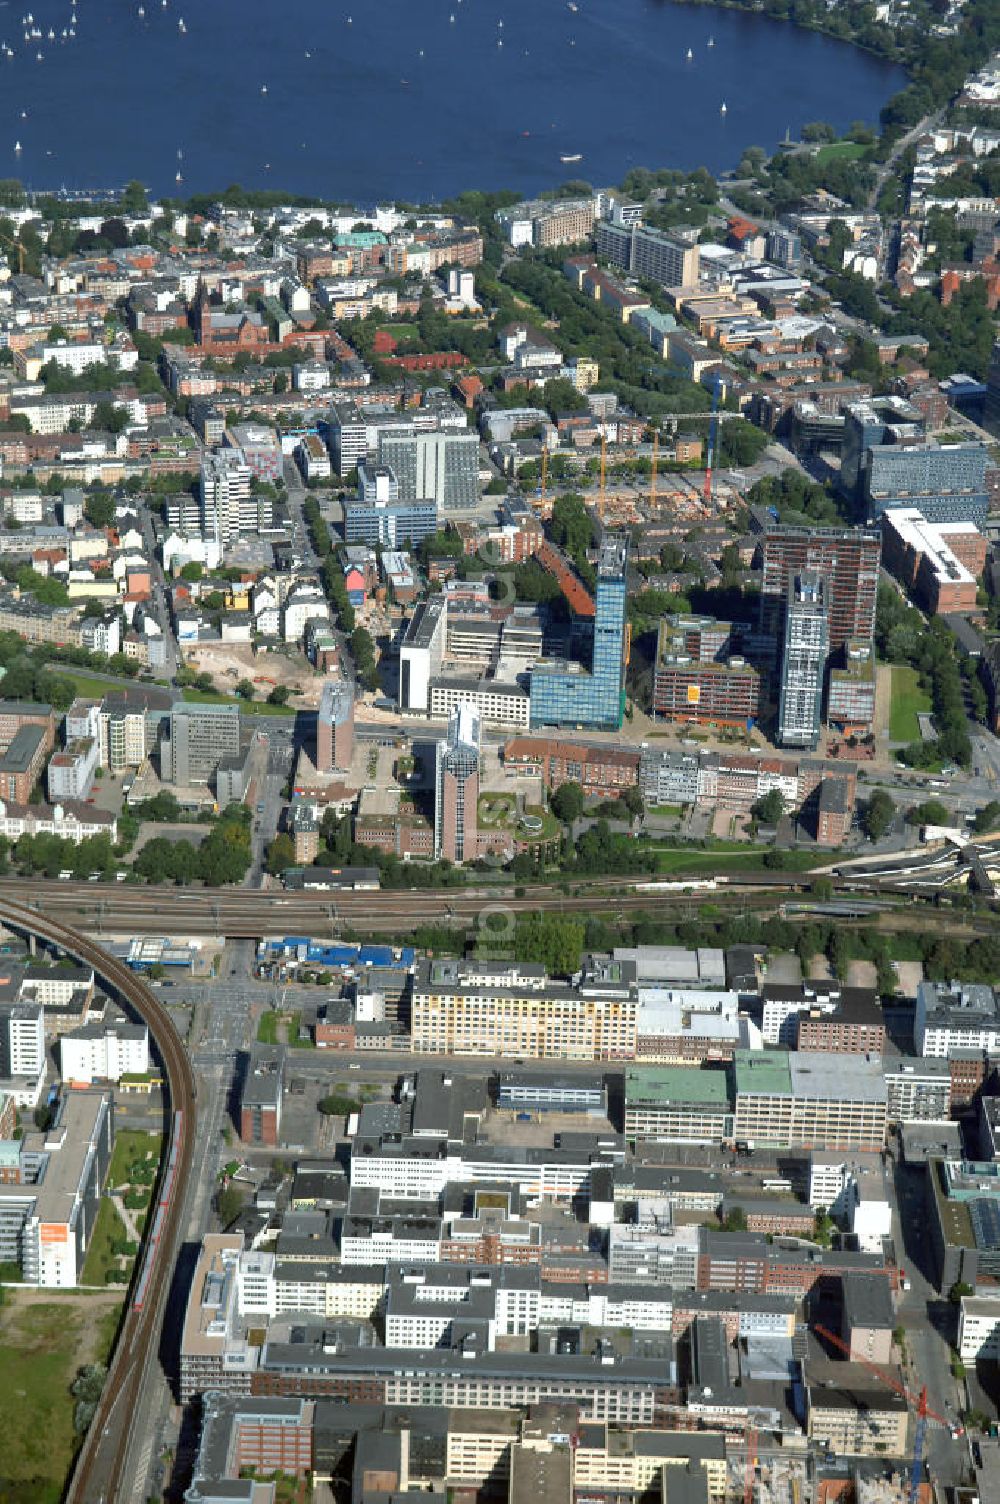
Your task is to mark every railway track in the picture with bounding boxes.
[0,899,196,1504]
[0,875,802,935]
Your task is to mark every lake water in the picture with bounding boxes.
[0,0,906,202]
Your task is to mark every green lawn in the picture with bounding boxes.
[107,1130,162,1191]
[79,1198,129,1287]
[57,670,134,701]
[257,1009,314,1048]
[649,847,825,876]
[814,141,867,164]
[257,1010,279,1044]
[0,1295,123,1503]
[181,688,295,717]
[889,665,931,742]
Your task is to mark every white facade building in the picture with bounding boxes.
[959,1295,1000,1363]
[60,1017,149,1084]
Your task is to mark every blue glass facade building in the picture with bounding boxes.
[529,538,628,731]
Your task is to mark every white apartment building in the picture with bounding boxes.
[915,980,1000,1057]
[340,1224,441,1265]
[282,584,329,644]
[429,678,531,731]
[0,1002,45,1078]
[60,1017,149,1084]
[959,1295,1000,1363]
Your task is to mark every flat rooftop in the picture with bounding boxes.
[625,1066,730,1107]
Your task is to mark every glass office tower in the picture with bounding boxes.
[529,538,628,731]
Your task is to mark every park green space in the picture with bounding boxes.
[814,141,867,164]
[181,687,295,715]
[889,664,931,742]
[0,1296,121,1503]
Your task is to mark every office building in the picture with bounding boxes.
[199,450,268,546]
[344,489,438,547]
[807,1366,908,1457]
[161,702,241,788]
[841,1270,894,1365]
[733,1051,888,1152]
[0,724,49,803]
[186,1395,314,1500]
[399,597,448,713]
[379,429,479,513]
[869,442,990,528]
[226,422,283,484]
[826,640,876,734]
[843,399,990,525]
[410,957,638,1061]
[434,702,481,864]
[327,402,369,475]
[624,1067,732,1144]
[840,396,925,504]
[915,979,1000,1057]
[530,538,628,732]
[316,680,354,773]
[239,1045,285,1146]
[881,506,985,615]
[0,1090,114,1287]
[498,197,596,248]
[652,643,760,729]
[760,526,880,653]
[596,221,700,288]
[99,690,158,774]
[777,575,828,750]
[882,1057,952,1122]
[795,989,885,1054]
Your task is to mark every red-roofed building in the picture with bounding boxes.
[454,373,484,409]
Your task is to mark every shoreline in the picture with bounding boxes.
[0,1,916,210]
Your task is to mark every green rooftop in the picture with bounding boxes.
[733,1050,793,1097]
[625,1065,731,1107]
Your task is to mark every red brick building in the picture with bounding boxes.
[239,1045,284,1146]
[503,736,640,798]
[796,988,886,1054]
[652,657,761,728]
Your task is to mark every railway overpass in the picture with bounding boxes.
[0,898,196,1504]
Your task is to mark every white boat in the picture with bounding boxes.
[175,169,182,183]
[46,27,53,37]
[177,17,185,31]
[707,34,714,45]
[567,2,578,10]
[260,82,267,92]
[720,100,727,114]
[560,152,582,163]
[685,46,692,58]
[14,140,20,151]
